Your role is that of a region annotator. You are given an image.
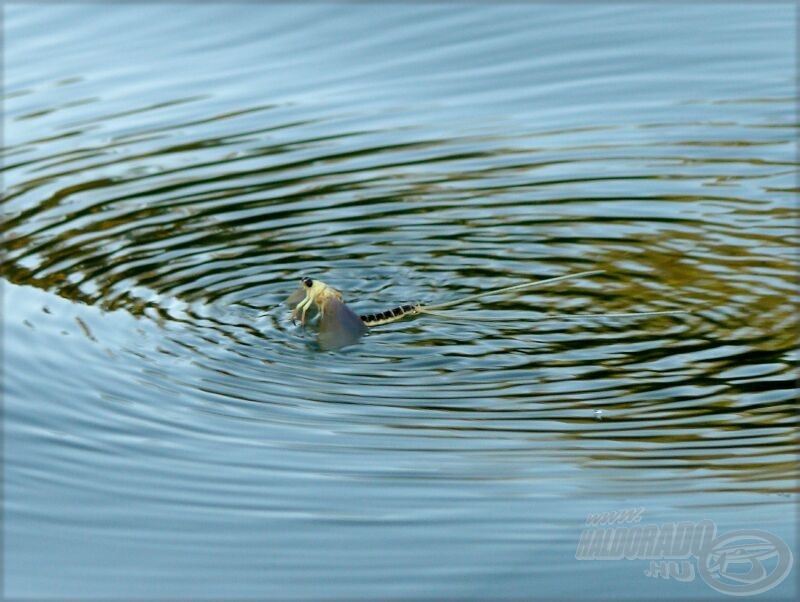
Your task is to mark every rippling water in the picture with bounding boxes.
[3,3,798,599]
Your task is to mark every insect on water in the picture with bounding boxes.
[285,270,687,350]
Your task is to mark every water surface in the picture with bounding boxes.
[3,3,798,599]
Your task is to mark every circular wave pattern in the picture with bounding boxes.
[5,111,797,476]
[2,2,797,598]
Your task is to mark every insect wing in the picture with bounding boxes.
[285,284,306,307]
[318,297,367,350]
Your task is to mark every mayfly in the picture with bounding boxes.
[285,270,686,350]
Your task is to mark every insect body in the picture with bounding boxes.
[286,276,367,349]
[286,270,612,348]
[360,304,422,326]
[286,270,686,349]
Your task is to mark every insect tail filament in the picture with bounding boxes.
[422,269,605,311]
